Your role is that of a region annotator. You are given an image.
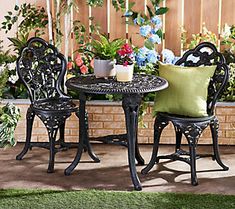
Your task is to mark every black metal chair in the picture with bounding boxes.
[142,42,229,185]
[16,37,99,173]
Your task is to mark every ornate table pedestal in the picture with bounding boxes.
[64,74,168,190]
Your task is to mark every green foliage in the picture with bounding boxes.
[73,19,100,47]
[1,3,47,99]
[8,34,29,53]
[111,0,125,11]
[0,70,9,98]
[220,63,235,102]
[87,0,104,7]
[221,24,235,53]
[2,3,48,53]
[2,3,48,37]
[182,26,218,50]
[0,103,20,148]
[223,50,235,64]
[0,40,17,98]
[90,34,125,60]
[0,40,16,65]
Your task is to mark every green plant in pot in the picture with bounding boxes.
[90,34,124,78]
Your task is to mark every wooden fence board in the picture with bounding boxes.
[109,4,126,40]
[91,0,108,35]
[128,0,145,47]
[202,0,219,35]
[73,1,89,56]
[184,0,201,43]
[1,0,235,54]
[165,0,182,55]
[221,0,235,26]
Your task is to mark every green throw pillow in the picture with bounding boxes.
[153,62,216,117]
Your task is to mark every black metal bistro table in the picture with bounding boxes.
[64,74,168,190]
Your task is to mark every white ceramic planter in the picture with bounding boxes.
[115,64,134,82]
[94,59,116,78]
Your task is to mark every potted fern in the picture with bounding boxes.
[91,34,124,78]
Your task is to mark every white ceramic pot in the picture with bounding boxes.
[115,64,134,82]
[94,59,116,78]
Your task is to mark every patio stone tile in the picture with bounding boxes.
[0,144,235,194]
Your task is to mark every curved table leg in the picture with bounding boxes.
[65,92,100,176]
[135,127,145,165]
[122,94,143,191]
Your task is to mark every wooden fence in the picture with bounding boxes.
[1,0,235,56]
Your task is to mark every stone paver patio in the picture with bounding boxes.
[0,144,235,194]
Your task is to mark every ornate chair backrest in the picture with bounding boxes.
[175,42,229,116]
[16,37,68,104]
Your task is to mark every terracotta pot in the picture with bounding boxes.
[115,64,134,82]
[94,59,115,78]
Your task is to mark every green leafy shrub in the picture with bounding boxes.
[0,103,20,148]
[220,63,235,101]
[1,3,48,99]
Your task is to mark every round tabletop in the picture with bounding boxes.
[66,74,168,95]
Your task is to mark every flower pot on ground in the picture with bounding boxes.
[115,64,134,82]
[90,34,124,78]
[115,43,135,82]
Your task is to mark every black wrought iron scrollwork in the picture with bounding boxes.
[17,37,68,102]
[142,42,229,186]
[66,74,168,95]
[16,37,99,173]
[173,121,210,144]
[175,42,229,115]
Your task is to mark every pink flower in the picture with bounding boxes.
[123,43,133,54]
[117,49,126,56]
[75,54,84,66]
[90,59,94,68]
[123,61,129,66]
[80,65,88,74]
[67,61,73,70]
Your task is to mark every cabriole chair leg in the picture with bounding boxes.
[141,116,168,175]
[47,127,58,173]
[16,107,35,160]
[187,137,198,186]
[210,118,229,171]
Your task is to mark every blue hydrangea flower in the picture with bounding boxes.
[133,17,145,25]
[140,25,152,37]
[151,26,161,34]
[161,49,175,64]
[135,53,146,66]
[139,46,149,55]
[149,34,161,44]
[135,47,149,66]
[147,50,159,63]
[151,16,161,25]
[124,11,133,17]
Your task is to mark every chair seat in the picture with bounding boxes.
[158,112,215,122]
[33,98,77,113]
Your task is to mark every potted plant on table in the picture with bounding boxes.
[115,43,135,82]
[90,34,124,78]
